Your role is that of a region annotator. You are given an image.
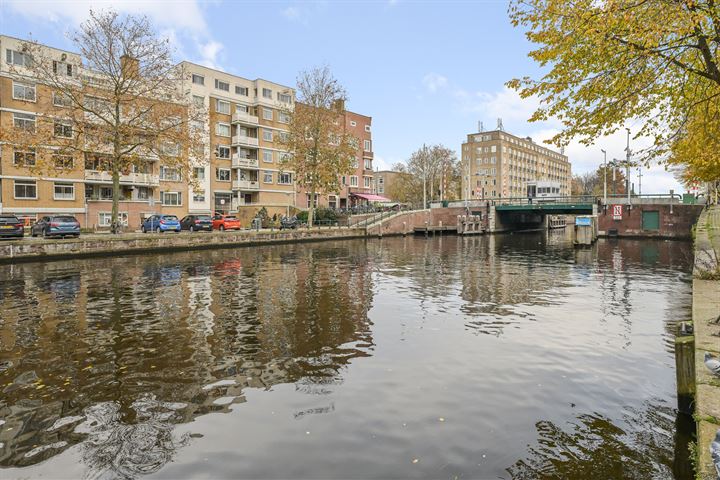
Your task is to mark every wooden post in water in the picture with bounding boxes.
[675,322,695,415]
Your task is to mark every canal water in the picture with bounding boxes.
[0,232,695,479]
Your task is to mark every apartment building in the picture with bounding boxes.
[0,35,189,228]
[304,107,374,210]
[461,129,571,199]
[373,170,406,201]
[180,62,297,220]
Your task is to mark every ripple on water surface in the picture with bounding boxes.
[0,233,694,479]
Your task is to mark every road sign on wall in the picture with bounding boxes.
[612,204,622,220]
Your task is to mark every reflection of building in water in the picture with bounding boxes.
[0,242,375,474]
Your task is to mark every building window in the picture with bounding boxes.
[263,171,273,183]
[262,108,273,120]
[193,167,205,180]
[136,187,150,200]
[216,99,230,114]
[54,121,73,138]
[98,212,129,227]
[53,60,73,76]
[364,140,371,152]
[365,125,371,132]
[53,92,73,107]
[54,183,75,200]
[263,129,273,142]
[13,82,36,101]
[278,172,292,185]
[364,177,372,188]
[262,88,272,99]
[350,120,356,127]
[352,158,359,169]
[14,148,36,167]
[262,150,273,163]
[278,111,290,123]
[364,159,372,170]
[53,154,74,169]
[216,123,231,137]
[350,176,358,187]
[193,190,205,202]
[192,74,204,85]
[341,176,346,186]
[6,49,31,66]
[216,145,230,159]
[277,92,291,103]
[159,166,182,181]
[192,95,204,107]
[13,113,36,132]
[14,180,37,199]
[160,191,182,206]
[216,168,231,181]
[235,86,248,96]
[215,79,229,91]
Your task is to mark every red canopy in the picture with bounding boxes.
[351,193,391,202]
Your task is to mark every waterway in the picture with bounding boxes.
[0,231,695,479]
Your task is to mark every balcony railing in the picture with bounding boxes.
[85,170,160,186]
[232,135,259,147]
[232,111,259,125]
[233,179,260,190]
[231,155,259,169]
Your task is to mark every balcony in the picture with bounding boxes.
[232,111,259,125]
[232,135,259,148]
[85,170,160,186]
[233,179,260,190]
[232,154,259,169]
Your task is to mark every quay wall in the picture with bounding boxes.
[598,203,702,239]
[0,228,367,264]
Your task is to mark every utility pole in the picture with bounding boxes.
[422,143,427,209]
[625,128,631,204]
[601,149,607,204]
[638,166,642,196]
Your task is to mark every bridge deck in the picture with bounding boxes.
[495,203,594,212]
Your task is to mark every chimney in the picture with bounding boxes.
[120,54,139,78]
[332,99,346,112]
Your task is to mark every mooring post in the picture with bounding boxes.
[402,221,407,236]
[675,321,695,415]
[439,220,443,236]
[424,220,429,238]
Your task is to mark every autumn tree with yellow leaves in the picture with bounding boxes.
[508,0,720,196]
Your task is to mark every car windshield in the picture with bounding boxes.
[53,216,77,222]
[163,216,179,221]
[197,216,211,221]
[224,216,237,220]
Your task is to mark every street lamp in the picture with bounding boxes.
[625,128,631,204]
[601,149,607,204]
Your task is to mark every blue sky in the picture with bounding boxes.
[1,0,683,193]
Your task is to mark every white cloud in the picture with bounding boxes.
[373,155,395,171]
[4,0,224,68]
[422,73,448,93]
[282,6,301,20]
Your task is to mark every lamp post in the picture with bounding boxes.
[601,149,607,204]
[625,128,631,204]
[422,143,428,209]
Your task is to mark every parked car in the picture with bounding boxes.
[31,215,80,238]
[141,215,181,233]
[180,214,213,232]
[0,215,25,239]
[212,214,241,231]
[280,215,299,230]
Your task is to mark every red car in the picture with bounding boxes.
[212,214,241,231]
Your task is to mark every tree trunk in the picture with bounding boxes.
[111,166,120,234]
[308,188,315,228]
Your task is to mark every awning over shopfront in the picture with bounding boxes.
[350,193,391,202]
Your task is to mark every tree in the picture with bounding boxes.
[387,145,460,207]
[571,167,627,196]
[508,0,720,182]
[279,66,357,227]
[3,10,205,233]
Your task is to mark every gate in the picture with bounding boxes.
[642,210,660,230]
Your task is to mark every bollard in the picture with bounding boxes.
[403,221,407,236]
[424,220,429,238]
[439,220,443,236]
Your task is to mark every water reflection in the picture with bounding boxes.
[0,234,694,479]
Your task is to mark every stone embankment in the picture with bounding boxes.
[0,227,366,263]
[691,205,720,480]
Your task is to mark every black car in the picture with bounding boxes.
[31,215,81,238]
[180,214,213,232]
[0,215,25,239]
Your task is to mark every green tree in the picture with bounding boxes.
[508,0,720,183]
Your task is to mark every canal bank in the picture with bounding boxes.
[0,227,367,263]
[692,205,720,480]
